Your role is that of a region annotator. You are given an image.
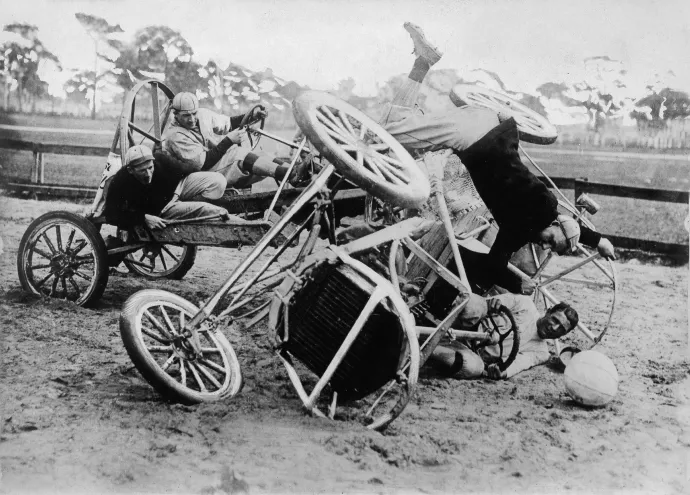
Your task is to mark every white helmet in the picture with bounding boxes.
[172,92,199,113]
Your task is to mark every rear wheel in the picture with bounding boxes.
[17,211,109,306]
[123,241,197,280]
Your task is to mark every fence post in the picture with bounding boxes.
[38,152,45,184]
[574,177,588,203]
[31,150,39,183]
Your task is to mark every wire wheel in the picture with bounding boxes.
[511,202,618,350]
[293,90,430,208]
[120,289,243,403]
[450,84,558,145]
[17,211,109,306]
[123,242,197,280]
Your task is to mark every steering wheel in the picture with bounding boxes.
[471,304,520,372]
[239,104,266,150]
[450,84,558,145]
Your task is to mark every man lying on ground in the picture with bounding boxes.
[430,293,579,380]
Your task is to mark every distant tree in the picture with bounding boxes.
[74,13,124,119]
[630,87,690,130]
[0,23,60,112]
[537,56,632,132]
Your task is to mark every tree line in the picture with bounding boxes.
[1,14,688,135]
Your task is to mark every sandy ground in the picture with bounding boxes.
[1,194,689,495]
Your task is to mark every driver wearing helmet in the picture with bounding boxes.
[430,293,579,380]
[161,92,309,189]
[379,23,615,295]
[103,144,238,230]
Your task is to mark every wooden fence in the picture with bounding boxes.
[1,138,688,258]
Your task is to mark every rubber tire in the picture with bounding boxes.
[123,244,197,280]
[293,90,430,209]
[120,289,243,404]
[17,211,109,307]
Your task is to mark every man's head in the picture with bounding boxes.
[125,144,155,184]
[536,302,579,339]
[533,215,580,254]
[172,92,199,130]
[455,293,488,329]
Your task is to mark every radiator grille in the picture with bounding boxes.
[281,263,404,400]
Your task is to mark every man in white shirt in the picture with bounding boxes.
[430,293,579,380]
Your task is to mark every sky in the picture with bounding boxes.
[2,0,690,99]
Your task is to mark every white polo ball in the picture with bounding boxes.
[564,350,619,407]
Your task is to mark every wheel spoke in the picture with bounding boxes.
[199,357,227,374]
[158,253,168,271]
[368,142,391,151]
[362,155,386,179]
[143,309,174,340]
[60,276,68,298]
[72,270,93,282]
[71,239,87,256]
[199,347,222,354]
[337,109,356,136]
[140,325,170,344]
[316,111,352,142]
[356,150,364,171]
[31,246,53,260]
[161,353,176,371]
[322,124,351,145]
[30,263,52,270]
[191,361,222,389]
[373,156,409,182]
[65,229,76,252]
[41,233,58,255]
[148,345,173,353]
[159,306,178,336]
[359,124,368,140]
[187,360,207,392]
[55,225,63,251]
[320,106,351,137]
[35,271,56,289]
[49,276,59,297]
[68,276,82,298]
[160,245,181,264]
[368,155,406,184]
[378,152,405,170]
[179,357,187,385]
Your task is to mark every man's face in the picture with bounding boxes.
[175,110,198,130]
[536,308,573,339]
[128,160,154,184]
[534,225,569,254]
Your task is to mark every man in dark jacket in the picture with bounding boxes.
[382,23,615,296]
[103,144,232,230]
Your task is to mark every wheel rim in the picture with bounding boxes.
[294,91,429,208]
[124,244,190,277]
[135,299,237,397]
[451,84,558,144]
[22,219,100,304]
[471,305,520,372]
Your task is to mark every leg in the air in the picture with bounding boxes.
[380,22,443,125]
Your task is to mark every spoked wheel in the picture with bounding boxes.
[120,289,243,403]
[17,211,109,306]
[450,84,558,145]
[117,79,175,158]
[469,305,520,372]
[293,90,430,208]
[122,241,197,280]
[510,202,618,351]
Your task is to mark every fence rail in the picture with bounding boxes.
[1,139,688,258]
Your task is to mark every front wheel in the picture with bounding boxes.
[17,211,109,306]
[120,289,243,403]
